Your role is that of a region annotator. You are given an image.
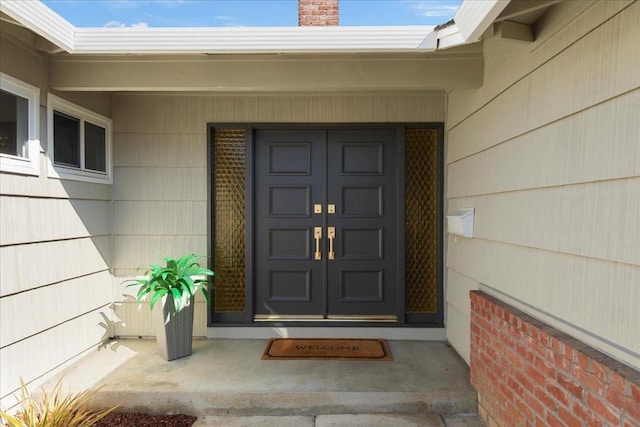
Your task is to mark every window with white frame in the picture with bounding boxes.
[47,94,112,183]
[0,73,40,175]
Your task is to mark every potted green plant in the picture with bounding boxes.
[127,254,214,361]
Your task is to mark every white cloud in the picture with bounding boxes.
[409,1,459,18]
[104,20,126,27]
[103,20,150,28]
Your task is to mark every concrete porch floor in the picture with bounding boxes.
[43,339,483,426]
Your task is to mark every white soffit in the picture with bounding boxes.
[0,0,74,53]
[72,26,436,54]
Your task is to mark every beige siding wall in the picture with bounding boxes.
[0,34,113,406]
[111,93,445,336]
[445,1,640,368]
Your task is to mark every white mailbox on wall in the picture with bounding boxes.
[447,208,475,238]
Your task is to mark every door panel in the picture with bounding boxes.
[326,129,397,317]
[254,128,398,319]
[254,130,325,316]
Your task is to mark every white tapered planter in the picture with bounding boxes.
[153,295,195,361]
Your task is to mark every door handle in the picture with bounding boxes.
[328,227,336,260]
[314,227,322,260]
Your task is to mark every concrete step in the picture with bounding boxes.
[192,414,485,427]
[40,339,479,419]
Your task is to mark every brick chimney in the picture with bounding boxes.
[298,0,339,26]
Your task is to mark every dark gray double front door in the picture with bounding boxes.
[254,128,399,320]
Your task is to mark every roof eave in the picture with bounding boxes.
[0,0,74,53]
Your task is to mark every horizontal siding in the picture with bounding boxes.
[114,133,206,168]
[0,310,108,401]
[448,1,639,163]
[445,269,480,363]
[449,178,640,266]
[0,173,112,199]
[113,168,207,202]
[0,271,112,347]
[115,201,207,235]
[0,197,111,245]
[0,236,110,296]
[449,90,640,198]
[448,238,640,368]
[445,1,640,370]
[113,236,207,274]
[446,1,631,128]
[113,300,208,338]
[0,32,114,408]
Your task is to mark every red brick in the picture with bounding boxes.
[573,401,603,427]
[526,364,547,387]
[557,372,585,400]
[550,336,564,355]
[524,390,546,418]
[515,371,535,391]
[629,379,640,399]
[535,385,557,410]
[558,406,583,427]
[507,375,525,398]
[608,369,626,393]
[572,364,606,395]
[534,355,557,378]
[513,395,534,422]
[605,385,628,413]
[551,351,572,373]
[575,351,592,371]
[505,401,525,425]
[516,342,535,364]
[538,330,552,347]
[547,381,570,407]
[546,412,564,427]
[499,380,515,402]
[587,393,621,425]
[625,387,640,421]
[590,360,608,382]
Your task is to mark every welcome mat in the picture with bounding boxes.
[261,338,392,361]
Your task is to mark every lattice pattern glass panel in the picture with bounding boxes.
[214,129,246,312]
[405,129,439,313]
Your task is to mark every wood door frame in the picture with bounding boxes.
[207,123,444,327]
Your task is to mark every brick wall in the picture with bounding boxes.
[298,0,339,26]
[470,291,640,426]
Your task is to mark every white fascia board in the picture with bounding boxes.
[454,0,511,42]
[72,26,435,54]
[435,24,467,49]
[0,0,74,53]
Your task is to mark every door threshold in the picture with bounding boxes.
[207,326,446,341]
[253,315,397,323]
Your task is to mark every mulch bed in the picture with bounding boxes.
[93,412,197,427]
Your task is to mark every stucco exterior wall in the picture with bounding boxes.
[445,0,640,369]
[111,93,445,337]
[0,34,113,407]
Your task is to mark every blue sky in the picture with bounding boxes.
[41,0,462,28]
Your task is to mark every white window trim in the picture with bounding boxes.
[47,94,112,184]
[0,73,41,176]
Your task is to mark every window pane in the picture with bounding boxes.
[84,121,106,172]
[54,111,80,168]
[0,89,28,157]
